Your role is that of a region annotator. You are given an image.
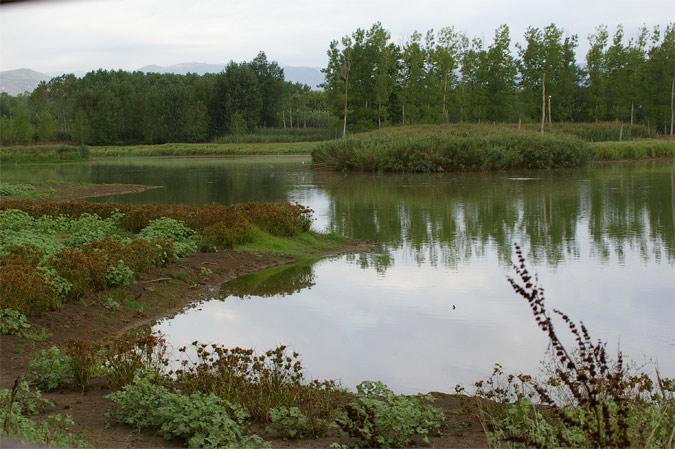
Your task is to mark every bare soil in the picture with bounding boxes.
[32,183,162,201]
[0,183,487,448]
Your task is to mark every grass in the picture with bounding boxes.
[89,141,318,157]
[589,139,675,160]
[0,144,90,163]
[312,131,591,172]
[240,228,348,260]
[312,124,672,173]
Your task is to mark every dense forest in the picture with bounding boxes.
[0,52,330,145]
[0,22,673,145]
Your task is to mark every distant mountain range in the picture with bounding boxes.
[0,62,324,96]
[0,68,51,96]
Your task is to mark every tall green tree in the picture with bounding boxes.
[248,51,285,127]
[518,24,580,122]
[399,31,428,125]
[429,27,463,123]
[322,35,353,136]
[485,24,518,122]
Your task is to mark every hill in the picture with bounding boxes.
[0,68,51,95]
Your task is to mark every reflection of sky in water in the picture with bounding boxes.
[2,157,672,393]
[155,245,674,394]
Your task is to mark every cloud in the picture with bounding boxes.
[1,0,672,73]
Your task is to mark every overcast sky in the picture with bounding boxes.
[0,0,672,75]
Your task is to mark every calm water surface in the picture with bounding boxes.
[3,156,673,393]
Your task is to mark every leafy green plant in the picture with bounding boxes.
[29,346,73,390]
[0,308,31,337]
[106,374,269,448]
[265,406,328,439]
[334,380,445,448]
[138,217,197,257]
[200,266,214,276]
[0,379,91,448]
[101,295,120,311]
[105,260,135,287]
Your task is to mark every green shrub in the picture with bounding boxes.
[266,406,329,439]
[334,380,445,448]
[0,308,31,336]
[0,380,90,448]
[590,140,675,160]
[106,374,269,448]
[138,217,197,257]
[105,260,135,287]
[312,132,591,172]
[0,182,39,199]
[30,346,73,390]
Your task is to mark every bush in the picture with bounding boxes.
[334,380,445,448]
[198,219,253,250]
[0,263,60,316]
[0,379,90,448]
[106,374,269,448]
[105,260,135,287]
[100,334,169,390]
[49,247,106,299]
[30,346,73,390]
[312,132,591,172]
[138,217,197,257]
[0,308,31,336]
[62,339,99,392]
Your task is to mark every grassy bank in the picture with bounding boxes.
[0,199,313,317]
[0,145,90,163]
[90,141,318,157]
[312,124,673,172]
[0,141,316,162]
[589,139,675,160]
[312,132,592,172]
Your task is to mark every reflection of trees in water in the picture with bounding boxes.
[317,162,674,270]
[219,260,316,299]
[2,157,307,206]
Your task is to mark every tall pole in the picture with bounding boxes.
[547,95,552,133]
[670,77,674,140]
[541,73,546,136]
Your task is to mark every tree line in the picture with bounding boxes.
[1,23,673,146]
[0,52,330,145]
[322,22,675,135]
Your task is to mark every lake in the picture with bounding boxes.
[3,156,673,393]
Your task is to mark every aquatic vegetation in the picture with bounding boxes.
[589,139,675,160]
